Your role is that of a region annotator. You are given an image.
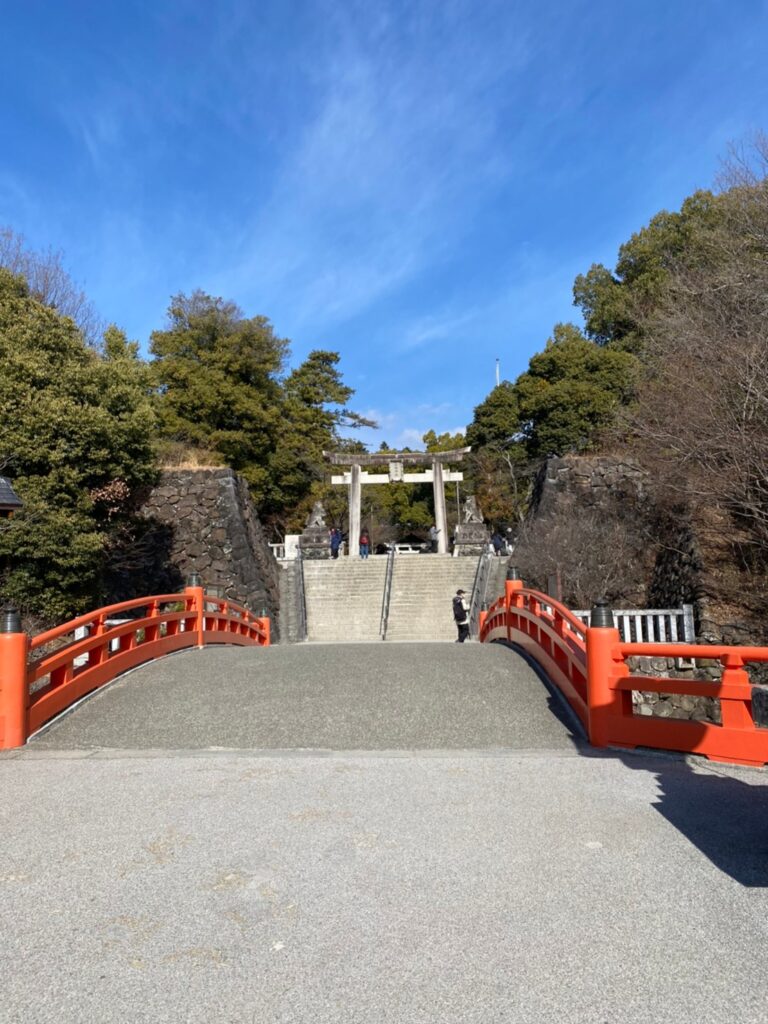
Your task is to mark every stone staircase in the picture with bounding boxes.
[385,555,479,641]
[299,553,511,643]
[278,560,303,644]
[303,557,389,642]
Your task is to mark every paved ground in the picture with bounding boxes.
[30,643,578,751]
[3,643,768,1023]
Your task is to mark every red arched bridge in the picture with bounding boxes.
[3,573,768,1024]
[2,573,767,766]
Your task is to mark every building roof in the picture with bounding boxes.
[0,476,23,510]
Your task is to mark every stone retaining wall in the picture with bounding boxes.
[628,655,721,724]
[530,455,647,515]
[138,468,280,638]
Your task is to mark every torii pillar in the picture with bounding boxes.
[348,463,361,557]
[432,459,448,554]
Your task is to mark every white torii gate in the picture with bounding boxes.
[323,448,469,557]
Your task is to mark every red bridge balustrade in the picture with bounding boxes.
[479,572,768,768]
[0,582,269,749]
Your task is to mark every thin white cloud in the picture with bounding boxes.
[397,311,477,353]
[397,428,427,449]
[211,0,533,329]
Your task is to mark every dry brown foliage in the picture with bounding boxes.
[513,494,652,609]
[624,139,768,555]
[155,441,227,470]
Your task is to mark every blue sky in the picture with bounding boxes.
[2,1,767,449]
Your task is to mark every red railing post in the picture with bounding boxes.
[0,606,29,749]
[505,566,523,641]
[87,613,107,668]
[144,600,160,643]
[259,616,271,646]
[184,574,205,649]
[719,653,753,731]
[586,599,627,748]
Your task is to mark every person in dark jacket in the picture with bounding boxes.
[330,528,342,559]
[452,589,469,642]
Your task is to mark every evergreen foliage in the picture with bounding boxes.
[0,270,156,619]
[464,324,638,523]
[150,291,287,501]
[573,191,722,352]
[266,349,374,521]
[465,383,518,450]
[422,429,466,452]
[151,292,373,525]
[513,324,638,458]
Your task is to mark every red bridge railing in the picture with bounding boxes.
[479,574,768,768]
[0,582,269,749]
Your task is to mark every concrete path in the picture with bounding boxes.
[3,643,768,1023]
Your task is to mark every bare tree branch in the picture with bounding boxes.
[0,227,104,345]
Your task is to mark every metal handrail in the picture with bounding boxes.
[469,552,493,638]
[296,547,308,642]
[379,546,397,639]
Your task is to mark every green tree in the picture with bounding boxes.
[422,429,466,452]
[465,383,519,449]
[573,190,722,352]
[150,290,287,501]
[0,270,156,619]
[267,350,374,524]
[152,295,371,523]
[464,384,528,523]
[512,323,638,458]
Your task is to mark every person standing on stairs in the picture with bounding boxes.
[428,524,440,553]
[359,528,370,559]
[453,589,469,643]
[330,528,342,559]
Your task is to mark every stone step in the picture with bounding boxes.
[300,553,483,643]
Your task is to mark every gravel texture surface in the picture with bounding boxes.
[2,749,768,1024]
[30,642,579,751]
[5,643,768,1022]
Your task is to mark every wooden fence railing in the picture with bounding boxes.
[0,583,269,749]
[479,572,768,767]
[572,604,695,644]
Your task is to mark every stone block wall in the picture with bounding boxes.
[521,455,734,724]
[627,655,721,724]
[517,454,651,606]
[530,455,647,516]
[526,455,718,632]
[138,468,280,638]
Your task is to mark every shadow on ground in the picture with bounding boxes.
[612,751,768,887]
[494,638,768,886]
